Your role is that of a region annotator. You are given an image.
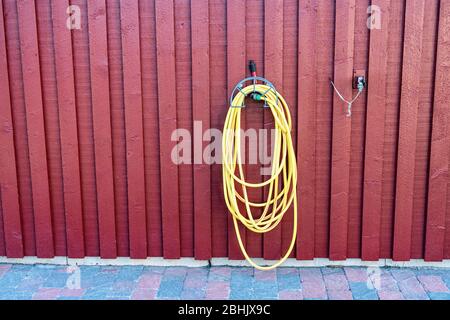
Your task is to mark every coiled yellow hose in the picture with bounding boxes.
[222,84,297,270]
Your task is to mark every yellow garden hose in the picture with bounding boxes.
[222,83,297,270]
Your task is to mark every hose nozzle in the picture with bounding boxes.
[249,60,257,77]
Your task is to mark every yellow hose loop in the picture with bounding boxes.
[222,84,297,270]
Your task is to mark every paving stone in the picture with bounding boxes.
[42,272,70,288]
[327,290,353,300]
[181,288,205,299]
[157,279,185,299]
[0,265,12,278]
[254,269,277,282]
[205,281,230,299]
[137,273,162,290]
[349,282,379,300]
[397,277,429,300]
[299,268,327,299]
[132,288,157,300]
[32,288,62,300]
[344,267,369,282]
[208,267,232,281]
[59,288,86,297]
[417,275,449,293]
[278,289,303,300]
[324,273,349,291]
[377,290,404,300]
[390,268,416,281]
[277,272,301,290]
[428,292,450,300]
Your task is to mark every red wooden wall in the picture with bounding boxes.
[0,0,449,261]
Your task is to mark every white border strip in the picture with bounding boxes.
[210,258,450,268]
[0,257,68,265]
[67,257,208,267]
[1,257,450,268]
[0,257,208,267]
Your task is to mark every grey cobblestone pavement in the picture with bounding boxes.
[0,264,449,300]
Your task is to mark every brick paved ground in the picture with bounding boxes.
[0,264,449,300]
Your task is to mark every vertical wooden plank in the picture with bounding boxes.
[139,0,162,257]
[0,199,5,256]
[209,0,228,257]
[191,0,212,260]
[88,0,117,258]
[0,0,23,258]
[16,0,54,258]
[410,0,438,259]
[121,0,147,258]
[155,0,181,259]
[361,0,390,261]
[71,0,99,257]
[347,0,370,258]
[380,0,405,258]
[280,0,298,257]
[263,0,283,260]
[36,1,67,256]
[425,0,450,262]
[3,0,35,256]
[226,0,246,260]
[174,0,194,257]
[313,0,334,258]
[296,0,317,260]
[243,0,263,259]
[329,0,355,260]
[107,0,129,257]
[52,0,85,258]
[393,0,425,261]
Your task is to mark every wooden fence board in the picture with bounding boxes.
[296,0,317,260]
[155,0,181,258]
[121,0,147,258]
[52,0,85,258]
[362,0,390,261]
[191,0,212,260]
[0,0,23,258]
[425,0,450,261]
[88,0,117,258]
[329,0,356,261]
[393,0,426,261]
[17,0,54,258]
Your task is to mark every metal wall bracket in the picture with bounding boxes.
[229,76,279,109]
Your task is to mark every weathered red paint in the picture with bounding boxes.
[362,0,390,261]
[36,1,67,257]
[121,0,148,259]
[329,0,356,261]
[281,0,298,258]
[425,0,450,262]
[263,0,283,260]
[17,0,54,258]
[0,0,23,258]
[155,0,181,259]
[296,0,317,260]
[52,0,85,258]
[0,0,449,261]
[393,0,426,261]
[191,0,212,260]
[88,0,117,259]
[244,0,263,259]
[175,0,194,258]
[107,0,130,257]
[209,0,228,258]
[226,0,247,260]
[139,0,163,257]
